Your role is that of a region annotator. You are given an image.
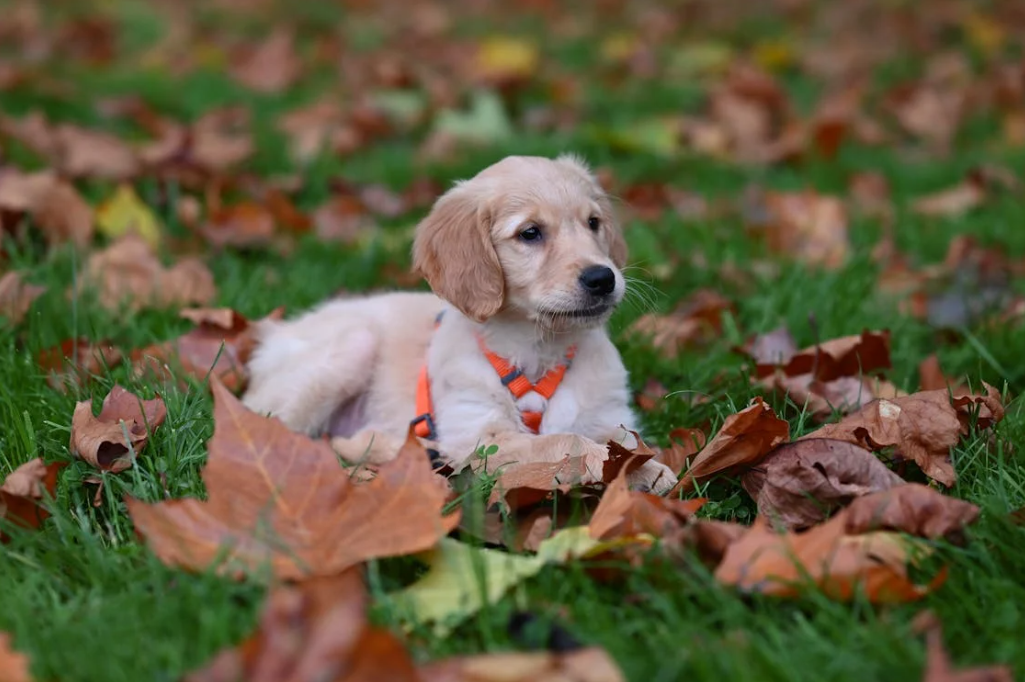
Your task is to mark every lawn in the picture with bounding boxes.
[1,0,1024,681]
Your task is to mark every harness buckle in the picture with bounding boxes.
[410,412,437,441]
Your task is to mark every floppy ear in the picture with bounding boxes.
[412,183,504,322]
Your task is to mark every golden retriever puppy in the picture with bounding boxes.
[242,154,676,493]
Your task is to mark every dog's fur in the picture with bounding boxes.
[242,154,675,493]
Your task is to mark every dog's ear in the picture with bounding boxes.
[412,183,504,322]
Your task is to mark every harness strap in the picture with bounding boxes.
[412,313,576,441]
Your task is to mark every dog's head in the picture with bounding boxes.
[412,154,627,329]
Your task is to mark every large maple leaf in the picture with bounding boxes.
[127,379,460,579]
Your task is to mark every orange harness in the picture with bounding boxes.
[412,313,576,442]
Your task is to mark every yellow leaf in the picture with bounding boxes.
[391,528,598,635]
[96,185,162,250]
[964,13,1005,56]
[476,37,539,81]
[600,32,639,63]
[667,42,734,78]
[753,39,795,72]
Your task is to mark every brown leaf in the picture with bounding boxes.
[589,465,706,541]
[53,124,139,180]
[754,329,892,382]
[38,338,123,392]
[715,512,945,603]
[951,383,1004,434]
[69,385,167,472]
[1,458,64,540]
[202,203,278,249]
[486,458,585,513]
[843,484,979,541]
[312,196,377,244]
[126,380,460,579]
[912,179,985,218]
[421,648,625,682]
[134,305,282,393]
[918,355,968,393]
[0,168,93,248]
[228,28,301,94]
[183,569,420,682]
[633,377,668,413]
[277,99,345,165]
[76,233,216,312]
[805,391,965,487]
[0,632,32,682]
[656,428,707,477]
[190,107,254,173]
[0,271,45,324]
[626,288,733,358]
[746,189,850,269]
[671,397,790,494]
[918,612,1013,682]
[741,439,905,531]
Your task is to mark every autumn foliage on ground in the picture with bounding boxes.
[1,0,1024,681]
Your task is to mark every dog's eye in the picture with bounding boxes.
[587,216,601,231]
[519,225,543,242]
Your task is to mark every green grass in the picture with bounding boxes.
[2,1,1025,680]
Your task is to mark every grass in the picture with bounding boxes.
[2,1,1025,680]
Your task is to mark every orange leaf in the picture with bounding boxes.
[671,397,789,494]
[1,458,65,541]
[69,385,167,472]
[127,379,460,579]
[0,632,32,682]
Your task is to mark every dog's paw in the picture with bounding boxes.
[626,459,677,496]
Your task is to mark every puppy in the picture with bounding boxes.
[242,154,676,493]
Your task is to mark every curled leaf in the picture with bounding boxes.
[1,458,65,540]
[69,385,167,472]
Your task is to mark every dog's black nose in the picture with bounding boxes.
[578,265,616,296]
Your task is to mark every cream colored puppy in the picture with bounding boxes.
[242,154,676,493]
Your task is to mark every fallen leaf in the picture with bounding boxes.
[843,484,979,541]
[133,306,282,392]
[747,329,892,382]
[95,184,162,249]
[76,233,216,312]
[589,465,706,541]
[392,528,599,636]
[745,188,850,269]
[487,458,585,513]
[312,195,377,244]
[633,377,668,413]
[806,391,965,487]
[69,385,167,472]
[1,458,64,540]
[277,99,344,165]
[0,271,46,325]
[54,123,139,180]
[741,439,906,531]
[38,338,123,392]
[671,397,790,494]
[127,381,460,579]
[626,288,733,358]
[917,611,1013,682]
[951,382,1004,434]
[0,633,31,682]
[0,168,93,247]
[228,28,301,94]
[473,37,540,87]
[912,178,985,217]
[656,428,707,476]
[202,203,277,249]
[715,505,946,603]
[918,355,967,392]
[183,569,419,682]
[420,648,625,682]
[190,107,254,173]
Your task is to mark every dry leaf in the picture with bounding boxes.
[918,612,1013,682]
[746,189,850,269]
[312,196,377,244]
[38,338,123,392]
[589,465,706,541]
[277,99,344,164]
[53,123,139,180]
[0,272,46,324]
[69,385,167,472]
[715,512,945,603]
[487,457,589,512]
[202,203,278,249]
[1,458,64,540]
[626,289,733,358]
[133,306,283,392]
[0,168,93,247]
[656,428,707,476]
[806,391,964,487]
[76,233,216,312]
[228,28,301,94]
[843,484,979,541]
[749,329,892,382]
[184,569,419,682]
[912,178,984,218]
[0,633,32,682]
[671,397,790,494]
[127,380,460,579]
[190,107,254,173]
[741,439,905,531]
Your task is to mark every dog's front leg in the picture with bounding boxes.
[330,430,407,466]
[454,431,612,486]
